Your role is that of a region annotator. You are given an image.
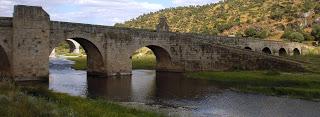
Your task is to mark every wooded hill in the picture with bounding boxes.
[115,0,320,42]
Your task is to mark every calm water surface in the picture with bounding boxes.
[49,58,320,117]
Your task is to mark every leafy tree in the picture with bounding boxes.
[311,24,320,41]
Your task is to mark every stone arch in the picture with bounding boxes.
[293,48,301,55]
[244,47,252,50]
[131,45,173,71]
[65,39,81,54]
[279,48,287,56]
[51,38,105,75]
[262,47,272,55]
[0,45,10,77]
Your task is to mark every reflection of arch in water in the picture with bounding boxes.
[0,45,10,77]
[262,47,272,55]
[87,76,132,101]
[155,72,219,99]
[279,48,287,56]
[244,47,252,51]
[293,48,301,55]
[51,38,105,75]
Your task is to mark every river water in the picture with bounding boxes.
[49,58,320,117]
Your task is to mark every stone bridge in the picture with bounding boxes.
[0,5,308,81]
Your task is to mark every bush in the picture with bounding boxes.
[289,32,305,42]
[281,30,293,39]
[311,24,320,41]
[244,27,269,39]
[217,23,234,32]
[302,32,315,41]
[244,27,257,37]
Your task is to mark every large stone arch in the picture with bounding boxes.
[130,45,174,72]
[0,44,11,77]
[50,37,105,75]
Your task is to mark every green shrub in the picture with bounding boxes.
[302,32,315,41]
[217,23,234,32]
[244,27,269,39]
[289,32,305,42]
[311,24,320,41]
[244,27,257,37]
[281,30,293,39]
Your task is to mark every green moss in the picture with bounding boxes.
[0,81,163,117]
[186,71,320,100]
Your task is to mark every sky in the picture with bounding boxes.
[0,0,220,25]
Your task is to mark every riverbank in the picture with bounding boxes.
[0,80,163,117]
[66,54,156,70]
[187,71,320,101]
[187,55,320,101]
[67,56,87,70]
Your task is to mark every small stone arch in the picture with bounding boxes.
[244,47,252,50]
[279,48,287,56]
[0,45,11,77]
[293,48,301,55]
[262,47,272,55]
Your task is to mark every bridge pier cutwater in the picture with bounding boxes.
[0,5,309,81]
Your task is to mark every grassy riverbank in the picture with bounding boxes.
[66,54,156,70]
[187,71,320,100]
[132,54,156,69]
[187,55,320,100]
[67,56,87,70]
[0,80,163,117]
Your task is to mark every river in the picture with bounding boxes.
[49,57,320,117]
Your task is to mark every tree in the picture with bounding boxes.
[311,24,320,41]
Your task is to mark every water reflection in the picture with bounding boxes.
[49,58,320,117]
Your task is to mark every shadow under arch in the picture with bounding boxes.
[293,48,301,55]
[279,48,287,56]
[145,45,173,72]
[262,47,272,55]
[244,47,252,50]
[51,38,105,75]
[131,45,174,72]
[0,45,10,77]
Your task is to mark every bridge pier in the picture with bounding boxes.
[11,5,50,81]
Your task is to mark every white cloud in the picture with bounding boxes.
[0,0,164,25]
[172,0,221,6]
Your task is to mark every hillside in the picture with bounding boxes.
[115,0,320,41]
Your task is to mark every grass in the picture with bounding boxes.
[290,55,320,73]
[132,54,156,69]
[67,56,87,70]
[187,71,320,100]
[66,54,156,70]
[0,80,163,117]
